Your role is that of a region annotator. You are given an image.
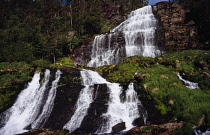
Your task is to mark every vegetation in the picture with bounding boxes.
[96,50,210,125]
[0,62,32,112]
[0,0,146,112]
[0,0,209,134]
[0,0,147,64]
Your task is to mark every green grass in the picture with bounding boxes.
[156,50,210,90]
[0,62,32,112]
[50,57,76,68]
[96,50,210,125]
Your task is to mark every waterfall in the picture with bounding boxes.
[64,70,147,134]
[96,83,147,134]
[0,69,62,135]
[63,69,107,132]
[193,126,210,135]
[30,69,62,128]
[88,6,162,68]
[177,73,200,89]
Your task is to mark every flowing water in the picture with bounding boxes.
[96,83,147,134]
[0,69,61,135]
[88,6,162,67]
[177,73,200,89]
[63,69,107,132]
[0,5,159,135]
[193,126,210,135]
[63,70,147,134]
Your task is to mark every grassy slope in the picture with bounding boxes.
[96,50,210,125]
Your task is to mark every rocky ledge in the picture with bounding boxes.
[125,122,184,135]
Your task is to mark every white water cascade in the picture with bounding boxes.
[63,69,107,132]
[193,126,210,135]
[63,70,147,134]
[96,83,147,134]
[88,6,162,67]
[177,73,200,89]
[0,69,62,135]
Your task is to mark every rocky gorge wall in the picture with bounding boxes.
[152,2,201,52]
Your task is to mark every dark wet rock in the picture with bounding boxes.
[112,122,126,133]
[43,67,83,129]
[132,118,145,127]
[73,84,110,133]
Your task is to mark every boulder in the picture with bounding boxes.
[112,122,126,133]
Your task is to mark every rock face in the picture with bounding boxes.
[101,2,124,27]
[43,67,83,129]
[71,38,93,66]
[112,122,126,133]
[126,122,183,135]
[152,2,200,51]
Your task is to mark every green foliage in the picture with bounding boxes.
[172,123,193,135]
[96,50,210,125]
[141,126,153,133]
[0,0,73,63]
[156,50,210,90]
[0,62,32,112]
[31,59,51,69]
[50,57,75,69]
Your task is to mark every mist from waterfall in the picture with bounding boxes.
[88,5,162,68]
[0,69,62,135]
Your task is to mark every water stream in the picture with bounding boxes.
[63,69,107,132]
[96,83,147,134]
[0,69,61,135]
[64,70,147,134]
[88,6,162,67]
[177,73,200,89]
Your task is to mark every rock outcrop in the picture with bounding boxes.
[125,122,184,135]
[71,38,93,66]
[152,2,200,51]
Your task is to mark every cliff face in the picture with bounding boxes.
[152,2,200,52]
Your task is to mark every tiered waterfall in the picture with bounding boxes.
[88,6,162,68]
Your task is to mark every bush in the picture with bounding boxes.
[31,59,51,69]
